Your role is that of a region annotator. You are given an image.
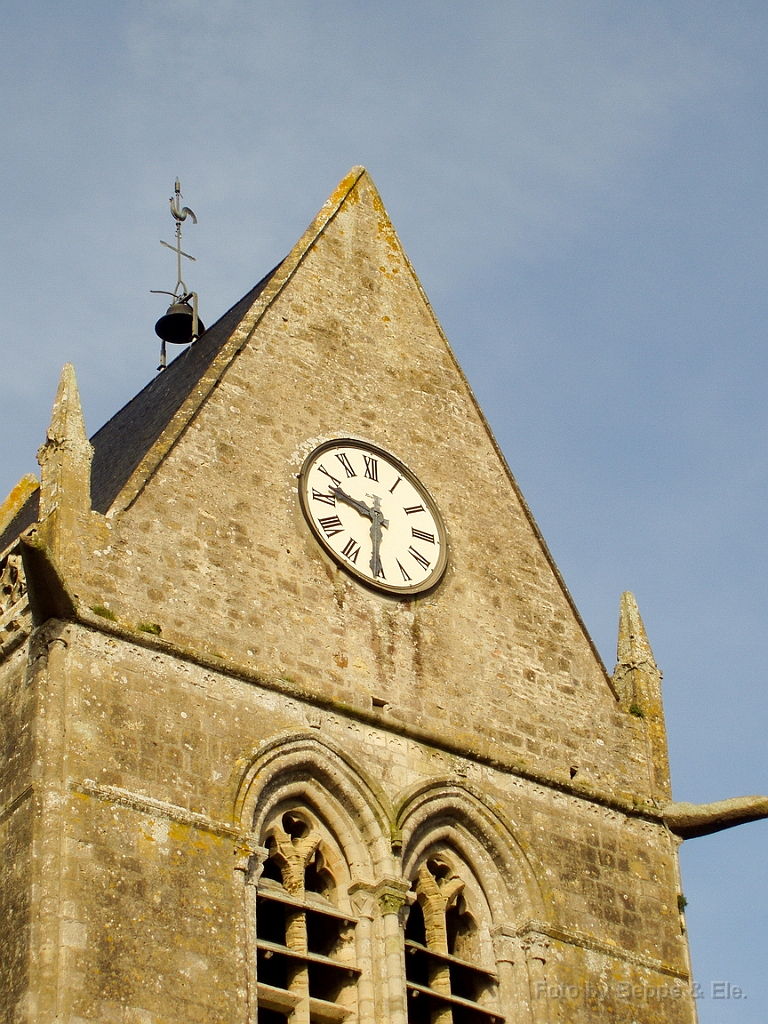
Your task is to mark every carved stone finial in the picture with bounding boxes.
[0,551,30,654]
[613,591,671,801]
[37,364,93,521]
[617,590,656,664]
[0,553,26,615]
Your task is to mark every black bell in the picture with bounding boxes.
[154,301,205,345]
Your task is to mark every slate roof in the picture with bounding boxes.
[0,264,280,553]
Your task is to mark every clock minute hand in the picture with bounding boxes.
[332,487,389,578]
[367,495,389,579]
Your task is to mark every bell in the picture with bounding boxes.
[154,301,205,345]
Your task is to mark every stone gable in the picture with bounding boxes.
[79,168,649,805]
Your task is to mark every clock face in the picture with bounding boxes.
[299,440,448,595]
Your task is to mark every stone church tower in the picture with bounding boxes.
[1,167,766,1023]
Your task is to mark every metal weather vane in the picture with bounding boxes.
[152,178,204,370]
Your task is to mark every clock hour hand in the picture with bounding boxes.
[332,486,374,519]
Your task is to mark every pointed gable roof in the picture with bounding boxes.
[0,266,279,552]
[2,167,370,552]
[89,266,280,515]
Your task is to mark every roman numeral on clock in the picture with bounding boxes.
[363,455,378,481]
[312,488,336,507]
[317,464,341,487]
[411,528,435,544]
[397,560,412,582]
[341,538,361,563]
[335,452,357,478]
[404,504,425,515]
[318,515,343,537]
[408,546,431,570]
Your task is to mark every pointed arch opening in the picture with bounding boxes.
[233,735,393,1024]
[403,842,503,1024]
[256,799,361,1022]
[398,783,544,1024]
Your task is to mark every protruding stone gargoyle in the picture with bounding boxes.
[614,590,768,840]
[663,795,768,839]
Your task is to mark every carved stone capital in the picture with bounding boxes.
[234,843,269,885]
[347,881,378,919]
[520,931,550,964]
[374,876,412,917]
[491,926,519,965]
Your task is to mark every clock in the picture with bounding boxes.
[299,439,448,595]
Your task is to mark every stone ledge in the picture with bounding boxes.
[64,608,666,826]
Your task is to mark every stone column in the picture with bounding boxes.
[266,825,321,1024]
[348,883,378,1024]
[375,877,412,1024]
[414,863,464,1024]
[492,927,531,1024]
[521,932,551,1024]
[234,844,268,1024]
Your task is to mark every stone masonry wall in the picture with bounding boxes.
[0,646,35,1024]
[31,623,691,1023]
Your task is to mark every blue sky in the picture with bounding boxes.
[1,4,766,1019]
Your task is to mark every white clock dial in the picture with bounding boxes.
[299,440,448,595]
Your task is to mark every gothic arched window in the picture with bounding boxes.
[256,805,360,1024]
[404,849,504,1024]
